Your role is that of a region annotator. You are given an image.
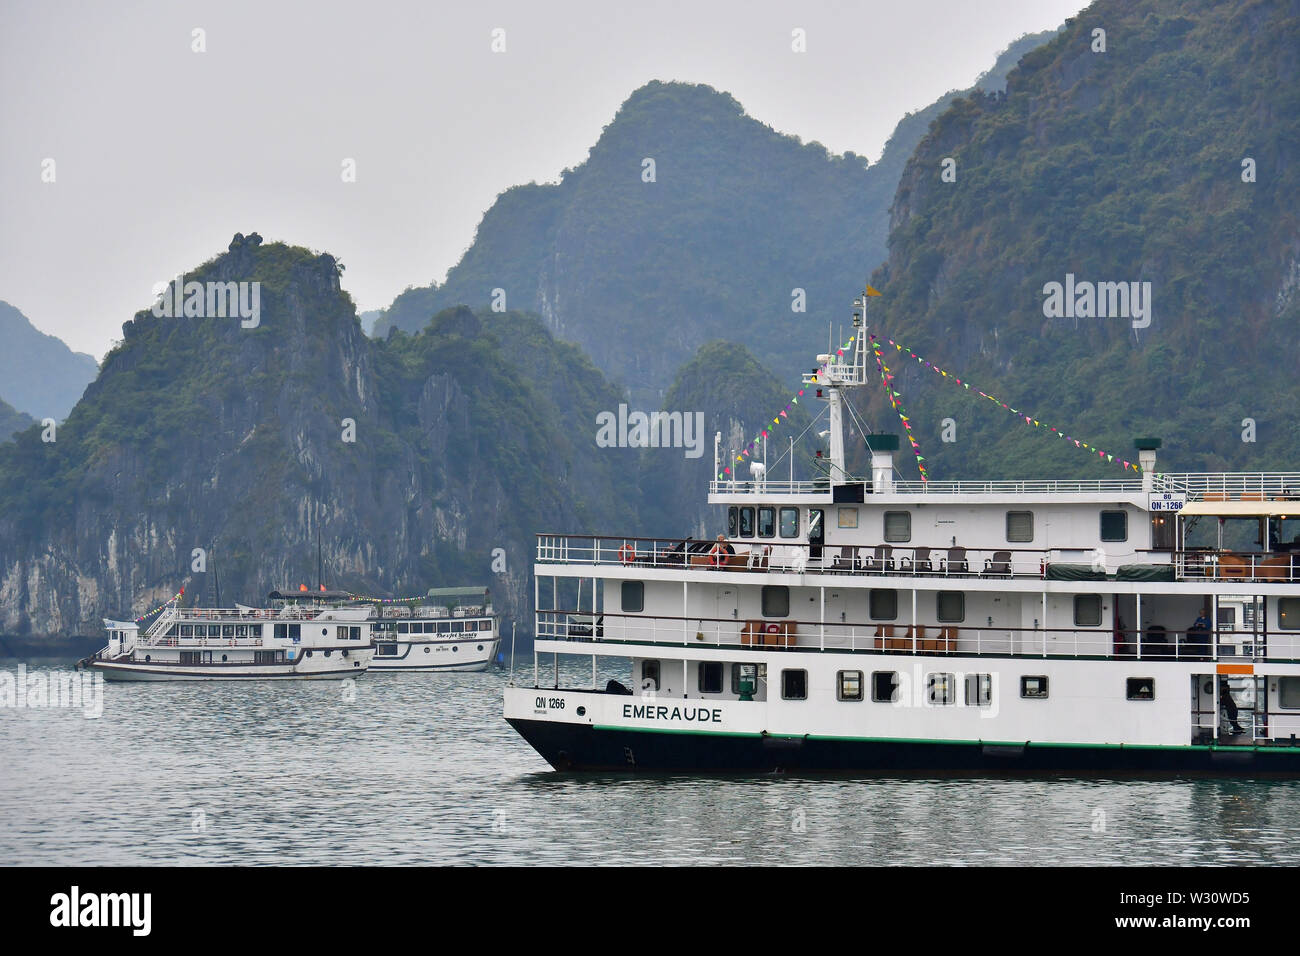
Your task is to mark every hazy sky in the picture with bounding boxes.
[1,0,1086,359]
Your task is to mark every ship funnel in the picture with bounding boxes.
[866,434,899,493]
[1134,437,1161,491]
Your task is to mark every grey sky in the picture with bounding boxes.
[0,0,1085,359]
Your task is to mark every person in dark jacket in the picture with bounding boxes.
[1219,678,1246,736]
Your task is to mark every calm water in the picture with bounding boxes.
[2,656,1299,865]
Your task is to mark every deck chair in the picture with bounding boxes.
[982,550,1012,577]
[940,546,968,576]
[901,546,933,574]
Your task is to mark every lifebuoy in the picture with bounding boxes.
[766,623,780,634]
[618,542,637,565]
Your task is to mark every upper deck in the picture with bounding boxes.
[708,471,1300,504]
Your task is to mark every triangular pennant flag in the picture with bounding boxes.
[865,285,882,296]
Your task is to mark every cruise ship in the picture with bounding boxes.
[370,586,500,671]
[86,589,374,681]
[504,287,1300,773]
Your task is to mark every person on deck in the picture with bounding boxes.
[1219,678,1246,736]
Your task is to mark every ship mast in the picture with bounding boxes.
[803,288,871,483]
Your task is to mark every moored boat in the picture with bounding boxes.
[85,590,374,681]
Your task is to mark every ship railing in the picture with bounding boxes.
[709,478,1147,496]
[1156,472,1300,499]
[143,635,267,648]
[1173,549,1300,583]
[536,609,1300,662]
[536,534,1171,579]
[144,604,179,640]
[708,473,1300,499]
[160,606,330,621]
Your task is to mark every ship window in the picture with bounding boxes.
[180,625,193,637]
[928,673,956,705]
[1074,594,1103,627]
[837,670,864,701]
[781,669,807,700]
[870,589,898,621]
[761,585,790,617]
[872,671,899,703]
[1279,598,1300,630]
[1100,510,1128,542]
[727,507,738,537]
[1020,675,1049,699]
[621,581,644,612]
[289,624,300,639]
[451,621,465,633]
[190,625,205,638]
[222,624,235,638]
[180,651,202,665]
[937,591,965,623]
[739,507,755,537]
[349,626,362,640]
[884,511,912,543]
[1126,678,1155,700]
[965,673,992,706]
[1006,511,1034,543]
[758,507,776,538]
[779,507,799,538]
[837,507,859,529]
[642,660,660,692]
[398,623,409,634]
[1279,677,1300,709]
[698,661,724,695]
[376,644,398,657]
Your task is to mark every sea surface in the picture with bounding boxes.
[2,655,1299,866]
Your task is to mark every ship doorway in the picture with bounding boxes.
[714,586,738,645]
[824,589,851,647]
[808,509,824,562]
[1191,674,1267,745]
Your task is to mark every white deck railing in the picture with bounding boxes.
[537,609,1298,662]
[709,472,1300,499]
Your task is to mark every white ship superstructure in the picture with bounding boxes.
[370,587,500,672]
[89,592,374,681]
[505,288,1300,773]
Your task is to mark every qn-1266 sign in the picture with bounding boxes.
[1149,493,1186,512]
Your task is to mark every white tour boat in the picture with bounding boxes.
[505,287,1300,773]
[370,587,500,672]
[86,590,375,681]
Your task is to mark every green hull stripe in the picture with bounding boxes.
[589,724,1300,753]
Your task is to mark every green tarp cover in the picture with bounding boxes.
[1045,563,1108,581]
[1116,564,1176,581]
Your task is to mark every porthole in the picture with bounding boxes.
[221,654,227,662]
[453,646,459,652]
[145,654,151,662]
[478,644,484,651]
[322,627,329,636]
[324,649,332,658]
[576,706,587,717]
[306,650,314,658]
[424,647,431,654]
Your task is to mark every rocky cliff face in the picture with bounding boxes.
[0,238,638,638]
[866,0,1300,480]
[0,300,99,422]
